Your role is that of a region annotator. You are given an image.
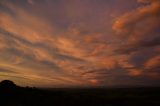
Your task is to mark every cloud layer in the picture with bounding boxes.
[0,0,159,87]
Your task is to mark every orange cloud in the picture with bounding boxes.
[89,79,99,85]
[128,69,143,76]
[113,6,160,82]
[113,0,160,39]
[0,3,55,44]
[145,55,160,69]
[0,0,159,87]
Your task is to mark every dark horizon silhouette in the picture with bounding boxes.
[0,80,160,106]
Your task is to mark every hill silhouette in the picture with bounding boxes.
[0,80,17,89]
[0,80,160,106]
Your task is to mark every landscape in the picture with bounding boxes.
[0,0,160,106]
[0,80,160,106]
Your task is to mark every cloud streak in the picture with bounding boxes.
[0,0,159,87]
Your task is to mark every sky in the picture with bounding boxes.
[0,0,160,87]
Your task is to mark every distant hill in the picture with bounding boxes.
[0,80,17,89]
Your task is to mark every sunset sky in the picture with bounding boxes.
[0,0,160,87]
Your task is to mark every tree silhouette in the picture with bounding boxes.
[0,80,17,90]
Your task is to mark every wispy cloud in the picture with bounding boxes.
[0,0,159,87]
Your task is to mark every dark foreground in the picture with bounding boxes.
[0,80,160,106]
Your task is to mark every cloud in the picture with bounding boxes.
[112,1,160,51]
[113,0,160,36]
[0,1,90,87]
[112,0,160,85]
[27,0,34,5]
[138,0,159,3]
[145,55,160,69]
[112,0,160,55]
[0,0,159,87]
